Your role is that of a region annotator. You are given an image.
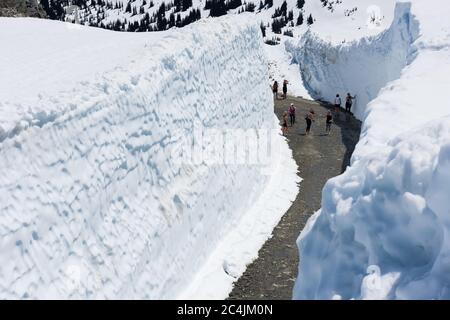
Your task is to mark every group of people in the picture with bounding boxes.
[281,105,333,136]
[272,80,289,100]
[279,92,357,137]
[274,78,356,136]
[334,93,356,114]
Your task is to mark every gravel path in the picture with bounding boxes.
[228,96,361,300]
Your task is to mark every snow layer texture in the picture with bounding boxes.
[0,16,299,299]
[291,1,450,300]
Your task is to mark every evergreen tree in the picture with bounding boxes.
[227,0,242,10]
[258,0,263,10]
[113,19,122,31]
[169,12,176,27]
[265,0,273,8]
[40,0,64,20]
[271,1,287,18]
[209,0,227,17]
[182,0,193,11]
[125,1,132,13]
[296,0,304,9]
[174,0,182,12]
[260,22,266,37]
[287,9,293,21]
[271,17,286,34]
[245,2,255,12]
[280,0,287,16]
[307,14,314,25]
[296,12,303,26]
[156,2,167,30]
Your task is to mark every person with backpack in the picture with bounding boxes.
[334,94,341,113]
[305,109,315,135]
[282,80,289,99]
[272,81,279,100]
[288,103,296,126]
[281,111,289,136]
[345,93,356,114]
[325,110,333,135]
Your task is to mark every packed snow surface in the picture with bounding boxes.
[291,1,450,299]
[0,16,299,299]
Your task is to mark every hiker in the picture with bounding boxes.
[334,94,341,113]
[272,81,279,100]
[282,80,289,99]
[288,103,296,126]
[345,93,356,113]
[325,110,333,135]
[305,109,315,135]
[281,111,289,136]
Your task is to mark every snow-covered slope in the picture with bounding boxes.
[34,0,399,98]
[0,16,298,299]
[59,0,395,37]
[290,1,450,299]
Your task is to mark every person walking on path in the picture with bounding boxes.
[281,111,289,136]
[288,103,296,126]
[282,80,289,100]
[272,81,279,100]
[334,94,341,113]
[325,110,333,135]
[305,109,315,135]
[345,93,356,114]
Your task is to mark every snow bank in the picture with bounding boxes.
[290,1,450,299]
[0,16,299,299]
[262,0,396,101]
[287,2,419,120]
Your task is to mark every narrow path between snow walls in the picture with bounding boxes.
[0,16,299,299]
[287,1,450,299]
[228,97,361,299]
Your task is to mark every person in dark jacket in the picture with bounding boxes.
[282,80,288,99]
[345,93,356,113]
[272,81,279,100]
[325,111,333,135]
[305,109,315,135]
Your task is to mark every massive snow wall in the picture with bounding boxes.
[0,17,298,299]
[287,2,419,121]
[289,2,450,299]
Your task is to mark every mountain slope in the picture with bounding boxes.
[40,0,395,39]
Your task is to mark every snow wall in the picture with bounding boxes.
[289,2,450,299]
[287,2,419,121]
[0,16,299,299]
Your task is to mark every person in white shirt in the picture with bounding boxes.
[334,94,341,113]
